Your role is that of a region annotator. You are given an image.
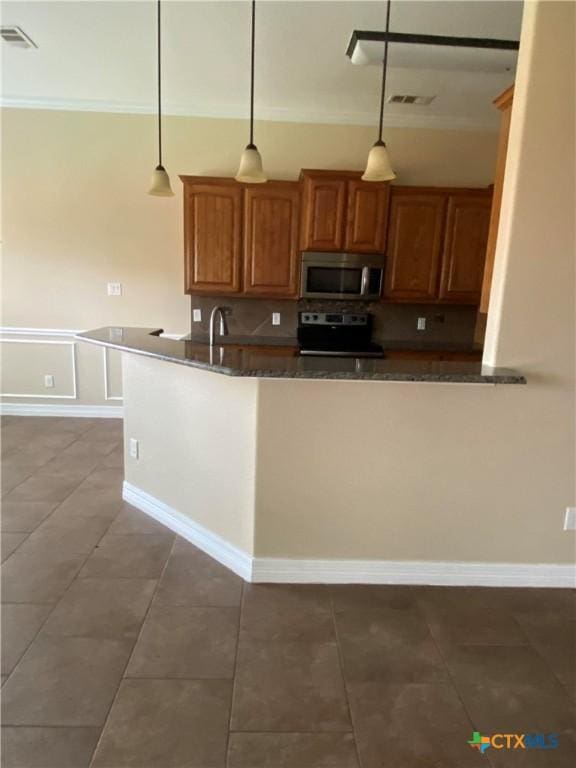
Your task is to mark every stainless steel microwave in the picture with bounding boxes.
[300,251,385,300]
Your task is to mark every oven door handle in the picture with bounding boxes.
[360,267,369,297]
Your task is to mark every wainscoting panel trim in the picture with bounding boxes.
[103,348,123,402]
[0,338,78,399]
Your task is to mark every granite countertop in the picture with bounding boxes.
[76,327,526,384]
[380,339,483,353]
[185,333,482,355]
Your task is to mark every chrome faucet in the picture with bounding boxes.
[209,306,230,346]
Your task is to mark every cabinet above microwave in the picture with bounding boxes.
[300,170,391,254]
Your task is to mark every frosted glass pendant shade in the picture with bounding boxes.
[148,164,174,197]
[235,144,267,184]
[361,141,396,182]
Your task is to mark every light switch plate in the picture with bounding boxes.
[272,312,281,326]
[564,507,576,531]
[107,282,122,296]
[129,438,139,460]
[417,317,426,331]
[193,309,202,322]
[44,374,55,388]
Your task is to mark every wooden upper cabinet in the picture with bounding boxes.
[183,181,242,294]
[301,171,390,253]
[438,194,492,304]
[301,173,347,251]
[384,190,446,302]
[182,176,300,298]
[243,183,300,297]
[345,180,390,253]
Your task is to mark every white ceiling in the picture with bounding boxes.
[1,1,523,130]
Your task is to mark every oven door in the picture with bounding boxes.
[301,253,384,300]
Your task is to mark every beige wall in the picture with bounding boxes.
[255,0,575,564]
[1,108,498,408]
[123,353,258,555]
[254,378,573,564]
[121,0,574,573]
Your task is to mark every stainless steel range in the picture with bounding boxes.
[297,311,384,358]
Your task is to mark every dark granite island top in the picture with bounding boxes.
[77,327,526,384]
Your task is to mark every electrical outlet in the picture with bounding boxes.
[107,282,122,296]
[193,309,202,322]
[417,317,427,331]
[129,438,139,460]
[272,312,281,326]
[564,507,576,531]
[44,374,55,389]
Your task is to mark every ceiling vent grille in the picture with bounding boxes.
[388,94,436,105]
[1,26,37,48]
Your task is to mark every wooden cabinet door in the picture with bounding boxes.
[243,183,300,297]
[439,194,492,304]
[345,180,390,253]
[301,174,347,251]
[384,191,446,302]
[184,182,242,294]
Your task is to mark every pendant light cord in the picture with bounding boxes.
[157,0,163,166]
[249,0,256,147]
[377,0,392,143]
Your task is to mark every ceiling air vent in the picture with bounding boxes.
[388,94,436,105]
[0,26,37,48]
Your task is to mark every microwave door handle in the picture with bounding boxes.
[360,267,369,297]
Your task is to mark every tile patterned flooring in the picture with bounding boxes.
[0,415,575,767]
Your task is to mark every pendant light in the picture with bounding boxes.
[362,0,396,182]
[148,0,174,196]
[235,0,267,183]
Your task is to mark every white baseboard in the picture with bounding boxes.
[122,482,575,588]
[122,482,253,581]
[0,402,123,418]
[251,558,575,588]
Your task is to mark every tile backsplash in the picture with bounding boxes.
[189,297,299,344]
[189,297,477,349]
[371,302,478,348]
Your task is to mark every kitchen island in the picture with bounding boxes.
[73,327,545,587]
[78,327,524,385]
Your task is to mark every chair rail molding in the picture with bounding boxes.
[0,327,82,337]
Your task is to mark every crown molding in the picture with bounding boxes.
[0,96,498,133]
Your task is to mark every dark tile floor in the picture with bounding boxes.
[1,415,575,767]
